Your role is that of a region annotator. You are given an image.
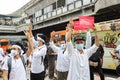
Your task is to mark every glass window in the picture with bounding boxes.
[66,0,78,5]
[44,5,53,14]
[35,10,42,17]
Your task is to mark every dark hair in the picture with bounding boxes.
[91,36,95,46]
[6,48,11,54]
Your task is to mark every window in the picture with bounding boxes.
[35,10,42,18]
[66,0,81,5]
[44,5,53,14]
[57,0,65,8]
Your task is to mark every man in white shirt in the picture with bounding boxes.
[24,24,47,80]
[66,23,99,80]
[49,31,70,80]
[2,43,28,80]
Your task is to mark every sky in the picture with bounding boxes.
[0,0,30,15]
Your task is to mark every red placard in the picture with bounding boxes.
[79,16,94,29]
[74,21,86,30]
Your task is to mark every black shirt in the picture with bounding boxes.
[89,45,104,62]
[47,47,57,61]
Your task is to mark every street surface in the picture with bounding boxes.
[0,68,118,80]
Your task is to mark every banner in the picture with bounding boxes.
[79,16,94,29]
[74,21,86,30]
[73,16,94,30]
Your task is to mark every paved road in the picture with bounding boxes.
[0,74,117,80]
[0,68,118,80]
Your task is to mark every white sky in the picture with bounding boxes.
[0,0,30,15]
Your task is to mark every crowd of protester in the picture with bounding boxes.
[0,18,120,80]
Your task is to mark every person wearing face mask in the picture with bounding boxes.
[2,42,30,80]
[66,22,99,80]
[24,24,47,80]
[49,31,70,80]
[89,37,105,80]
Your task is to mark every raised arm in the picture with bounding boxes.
[24,30,34,57]
[66,23,74,56]
[93,27,99,47]
[28,24,38,48]
[50,32,60,54]
[86,27,99,58]
[29,24,34,38]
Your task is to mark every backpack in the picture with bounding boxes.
[7,55,26,79]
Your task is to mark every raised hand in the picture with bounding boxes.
[69,17,74,29]
[91,26,97,32]
[50,31,55,41]
[29,24,33,31]
[24,30,30,39]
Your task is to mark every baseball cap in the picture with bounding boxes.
[74,36,85,42]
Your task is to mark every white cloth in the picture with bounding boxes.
[30,44,47,73]
[50,41,70,72]
[0,48,4,61]
[0,48,4,69]
[2,54,27,80]
[66,42,98,80]
[85,31,91,49]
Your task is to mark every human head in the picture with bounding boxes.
[74,36,84,50]
[11,45,22,57]
[37,34,46,46]
[59,40,66,50]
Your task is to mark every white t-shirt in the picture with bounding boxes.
[30,45,47,73]
[2,55,27,80]
[50,41,70,72]
[66,42,98,80]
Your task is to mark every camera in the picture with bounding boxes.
[53,34,61,40]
